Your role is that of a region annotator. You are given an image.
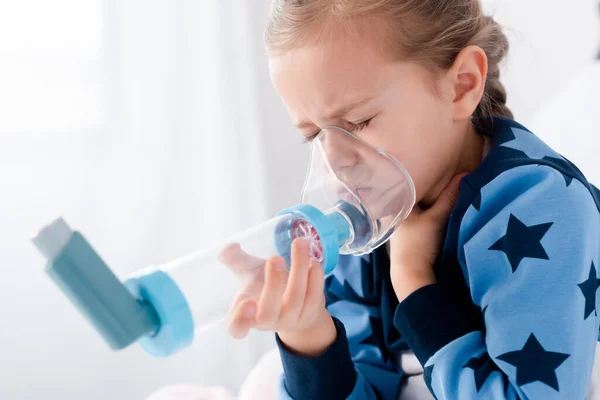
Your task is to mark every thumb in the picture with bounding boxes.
[428,173,467,221]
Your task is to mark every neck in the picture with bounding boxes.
[419,121,484,209]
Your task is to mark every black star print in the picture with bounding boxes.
[472,191,482,211]
[497,333,570,391]
[591,186,600,213]
[488,214,553,273]
[325,274,363,306]
[463,353,500,392]
[326,255,380,307]
[359,315,391,364]
[472,304,488,322]
[423,364,437,400]
[495,126,516,146]
[577,262,600,320]
[542,156,577,187]
[555,170,573,187]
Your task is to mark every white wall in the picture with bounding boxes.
[484,0,600,123]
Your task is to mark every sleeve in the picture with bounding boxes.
[276,256,404,400]
[394,164,600,399]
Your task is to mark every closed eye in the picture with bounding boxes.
[348,118,372,133]
[301,117,373,144]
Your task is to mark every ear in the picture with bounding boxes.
[446,45,488,121]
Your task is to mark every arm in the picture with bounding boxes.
[395,165,600,398]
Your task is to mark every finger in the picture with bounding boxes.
[280,238,311,323]
[227,291,245,314]
[427,173,467,221]
[255,256,288,328]
[299,258,325,322]
[218,243,264,275]
[218,243,244,272]
[228,299,256,339]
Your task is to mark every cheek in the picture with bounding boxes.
[374,90,455,200]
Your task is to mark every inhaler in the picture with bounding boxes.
[31,126,415,357]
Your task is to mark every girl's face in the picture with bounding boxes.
[269,29,478,208]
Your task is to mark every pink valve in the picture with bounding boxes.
[291,219,324,263]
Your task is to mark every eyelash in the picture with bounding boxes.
[350,118,372,133]
[302,118,373,144]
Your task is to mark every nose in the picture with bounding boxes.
[319,127,359,182]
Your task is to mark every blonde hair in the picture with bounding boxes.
[265,0,513,135]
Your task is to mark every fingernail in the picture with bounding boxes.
[295,238,307,251]
[243,303,256,318]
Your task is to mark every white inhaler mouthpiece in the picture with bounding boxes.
[31,126,416,357]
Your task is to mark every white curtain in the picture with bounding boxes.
[0,1,286,399]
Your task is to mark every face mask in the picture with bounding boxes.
[299,125,416,256]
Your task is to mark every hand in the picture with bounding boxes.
[389,174,465,302]
[218,239,334,355]
[218,242,267,314]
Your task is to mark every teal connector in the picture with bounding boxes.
[32,218,160,350]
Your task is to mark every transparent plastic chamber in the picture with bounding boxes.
[32,126,416,357]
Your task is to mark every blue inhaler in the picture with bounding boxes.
[31,126,415,357]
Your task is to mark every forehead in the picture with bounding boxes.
[268,36,387,119]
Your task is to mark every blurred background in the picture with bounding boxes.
[0,1,598,399]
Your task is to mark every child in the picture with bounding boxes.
[226,1,600,398]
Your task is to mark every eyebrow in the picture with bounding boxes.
[294,95,375,130]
